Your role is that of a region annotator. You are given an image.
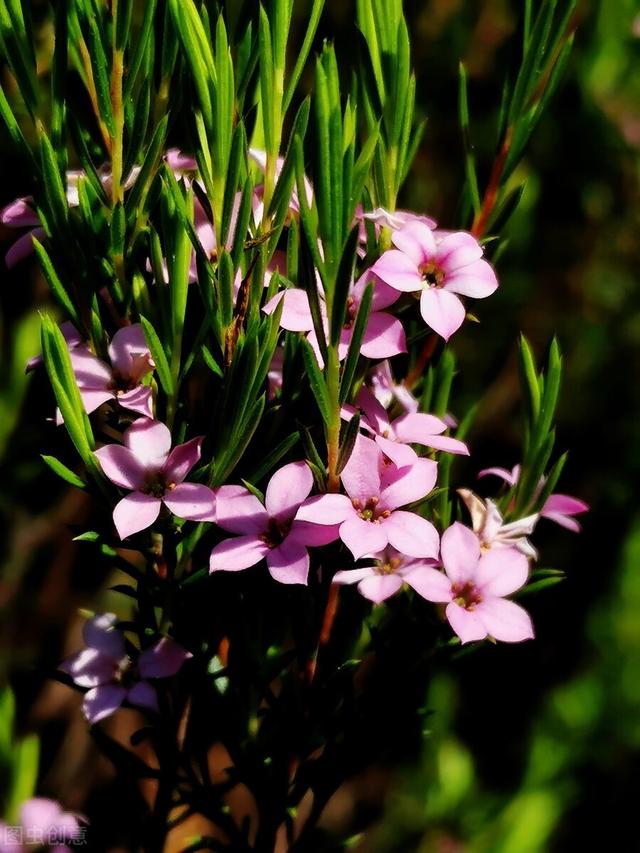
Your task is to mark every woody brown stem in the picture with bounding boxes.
[471,125,513,239]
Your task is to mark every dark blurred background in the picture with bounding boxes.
[1,1,639,850]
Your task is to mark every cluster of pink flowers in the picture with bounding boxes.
[4,149,588,659]
[60,613,192,724]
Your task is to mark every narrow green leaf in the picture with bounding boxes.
[301,339,332,425]
[339,282,372,403]
[41,455,87,489]
[248,432,300,484]
[336,412,360,475]
[140,316,174,395]
[32,239,80,326]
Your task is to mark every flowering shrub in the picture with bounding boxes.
[0,0,584,846]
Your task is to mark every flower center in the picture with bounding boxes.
[142,473,173,498]
[451,580,483,610]
[261,516,292,548]
[376,556,401,575]
[419,260,445,288]
[109,372,137,395]
[352,496,390,523]
[113,657,137,687]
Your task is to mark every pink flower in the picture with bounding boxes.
[263,272,406,362]
[94,419,216,538]
[354,206,437,255]
[210,461,339,584]
[60,613,191,723]
[333,546,440,603]
[164,148,198,173]
[478,464,589,532]
[62,324,155,421]
[370,221,498,340]
[367,360,419,414]
[458,488,539,559]
[416,522,534,644]
[344,386,469,467]
[296,435,439,560]
[1,167,141,267]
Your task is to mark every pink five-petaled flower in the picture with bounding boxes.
[209,461,339,584]
[296,435,439,560]
[333,546,441,604]
[343,386,469,468]
[262,272,406,363]
[367,360,419,413]
[63,324,155,421]
[458,488,539,559]
[417,522,534,644]
[94,419,216,539]
[370,221,498,341]
[478,464,589,532]
[59,613,192,724]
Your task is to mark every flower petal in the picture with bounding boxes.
[94,445,147,490]
[356,386,391,434]
[332,567,376,585]
[370,249,422,292]
[359,311,407,359]
[357,573,403,603]
[419,288,466,341]
[82,684,127,724]
[125,418,172,467]
[215,485,268,534]
[444,258,498,298]
[126,680,159,711]
[436,231,483,270]
[340,516,388,560]
[163,436,203,484]
[265,461,313,522]
[288,519,341,546]
[138,637,192,678]
[403,565,452,602]
[383,511,439,558]
[440,522,481,583]
[295,493,353,525]
[340,434,383,504]
[5,227,44,267]
[391,412,448,441]
[477,466,518,485]
[421,434,470,455]
[263,289,316,331]
[83,613,125,658]
[375,435,418,468]
[113,492,161,539]
[59,648,117,688]
[117,385,153,418]
[162,482,216,522]
[76,389,115,416]
[391,220,436,265]
[108,324,151,376]
[475,597,534,643]
[1,196,40,227]
[475,547,529,596]
[445,602,487,644]
[209,534,269,572]
[380,457,438,510]
[266,538,310,585]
